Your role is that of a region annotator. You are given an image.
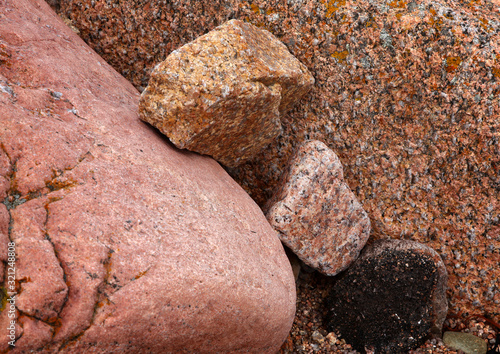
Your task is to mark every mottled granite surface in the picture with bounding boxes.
[265,140,370,276]
[58,0,500,323]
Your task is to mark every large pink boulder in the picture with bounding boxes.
[0,0,295,352]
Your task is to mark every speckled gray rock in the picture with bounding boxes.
[443,332,488,354]
[264,140,371,276]
[326,239,449,353]
[139,19,314,167]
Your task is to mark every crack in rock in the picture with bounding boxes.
[4,149,92,208]
[43,201,69,331]
[57,249,114,351]
[0,142,19,349]
[0,142,93,350]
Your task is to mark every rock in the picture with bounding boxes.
[311,330,325,344]
[443,331,488,354]
[139,19,314,167]
[0,1,296,352]
[284,246,302,282]
[58,0,500,332]
[326,239,448,353]
[265,140,370,276]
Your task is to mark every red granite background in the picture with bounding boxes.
[56,0,499,329]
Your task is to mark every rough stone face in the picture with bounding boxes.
[443,331,488,354]
[326,239,448,353]
[265,140,370,276]
[139,19,314,167]
[57,0,500,323]
[0,1,296,352]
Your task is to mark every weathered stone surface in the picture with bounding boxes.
[57,0,500,324]
[443,331,488,354]
[0,1,296,352]
[265,140,370,276]
[326,239,448,353]
[139,19,314,167]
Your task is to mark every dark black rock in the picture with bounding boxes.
[326,239,448,353]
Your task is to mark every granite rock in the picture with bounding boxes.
[443,331,488,354]
[265,140,370,276]
[0,1,295,352]
[58,0,499,329]
[139,19,314,167]
[326,239,448,353]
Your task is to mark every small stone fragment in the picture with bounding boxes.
[443,331,488,354]
[325,332,338,345]
[311,330,325,344]
[139,19,314,167]
[265,140,371,276]
[326,239,449,353]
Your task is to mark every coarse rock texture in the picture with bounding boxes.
[279,267,499,353]
[0,0,296,352]
[265,140,370,276]
[139,19,314,168]
[56,0,500,326]
[326,239,448,353]
[443,331,488,354]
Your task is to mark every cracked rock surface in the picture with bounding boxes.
[0,0,296,352]
[139,19,314,168]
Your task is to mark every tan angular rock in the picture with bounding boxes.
[139,19,314,167]
[265,140,371,276]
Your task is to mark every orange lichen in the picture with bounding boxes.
[388,0,406,9]
[468,0,481,10]
[250,3,260,14]
[492,66,500,79]
[0,287,7,311]
[479,18,490,31]
[134,270,148,280]
[48,196,63,203]
[445,56,462,73]
[265,8,276,16]
[364,17,379,28]
[428,7,444,32]
[323,0,346,18]
[46,177,77,192]
[331,50,349,62]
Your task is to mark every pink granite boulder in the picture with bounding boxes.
[0,0,295,352]
[265,140,371,276]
